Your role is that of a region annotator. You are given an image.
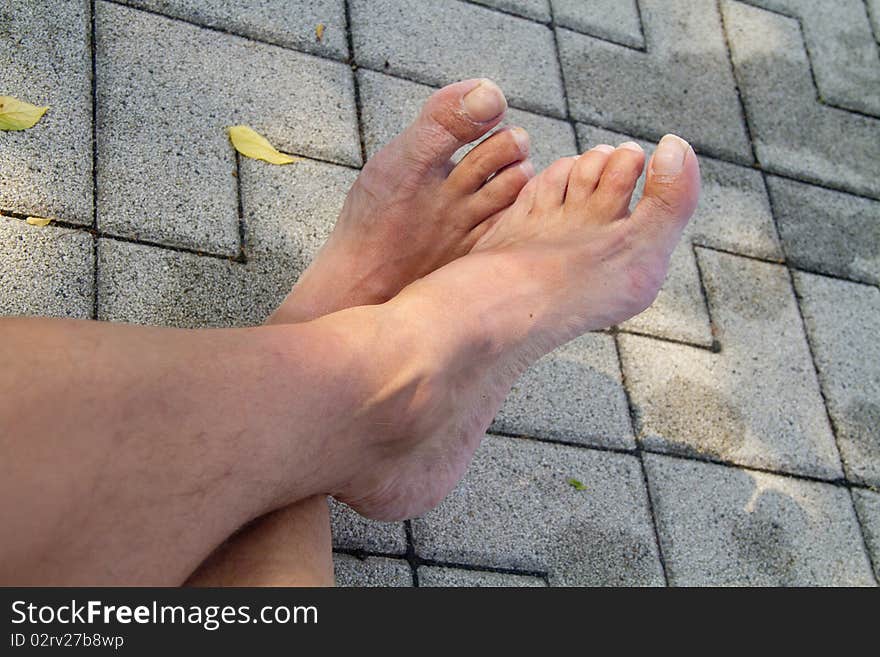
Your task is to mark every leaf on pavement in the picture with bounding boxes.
[567,478,587,491]
[227,125,301,165]
[0,96,49,131]
[316,23,325,41]
[26,216,53,227]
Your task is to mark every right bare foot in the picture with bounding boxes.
[333,135,700,521]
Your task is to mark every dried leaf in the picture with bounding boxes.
[316,23,325,41]
[0,96,49,131]
[26,216,53,227]
[567,478,587,491]
[227,125,300,165]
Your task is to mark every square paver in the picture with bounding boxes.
[557,0,752,163]
[350,0,565,117]
[793,271,880,488]
[491,332,634,449]
[96,0,359,255]
[0,1,92,224]
[0,217,94,319]
[418,566,546,587]
[118,0,349,59]
[620,248,842,479]
[412,435,665,586]
[767,176,880,286]
[852,489,880,583]
[645,453,875,586]
[329,499,407,554]
[722,0,880,199]
[358,69,576,173]
[551,0,644,49]
[333,553,412,587]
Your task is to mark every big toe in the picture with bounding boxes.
[630,134,700,254]
[397,79,507,168]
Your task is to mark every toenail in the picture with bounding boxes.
[462,79,507,122]
[652,134,689,176]
[519,160,535,177]
[590,144,615,154]
[617,141,643,152]
[511,127,529,154]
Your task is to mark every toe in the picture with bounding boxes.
[447,127,529,193]
[588,142,645,220]
[466,159,534,223]
[630,134,701,254]
[532,157,578,213]
[564,144,614,212]
[395,78,507,170]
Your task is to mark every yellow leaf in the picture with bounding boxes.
[26,216,53,227]
[0,96,49,130]
[227,125,300,165]
[316,23,325,41]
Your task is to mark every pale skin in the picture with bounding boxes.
[0,79,699,586]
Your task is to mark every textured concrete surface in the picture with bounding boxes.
[621,249,841,479]
[418,566,546,587]
[4,0,877,587]
[491,333,634,449]
[645,454,875,586]
[412,435,665,586]
[794,272,880,488]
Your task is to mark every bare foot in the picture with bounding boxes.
[272,78,533,322]
[335,135,700,521]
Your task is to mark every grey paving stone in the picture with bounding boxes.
[742,0,880,116]
[722,0,880,199]
[578,124,781,346]
[119,0,349,59]
[0,1,92,225]
[0,217,94,319]
[358,69,576,173]
[470,0,550,22]
[418,566,546,587]
[333,553,412,587]
[412,435,665,586]
[350,0,566,117]
[557,0,752,163]
[552,0,644,49]
[645,454,876,586]
[852,489,880,583]
[620,248,842,479]
[793,272,880,488]
[96,1,359,255]
[491,333,634,449]
[329,499,407,554]
[766,176,880,286]
[869,0,880,41]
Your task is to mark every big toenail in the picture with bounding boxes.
[591,144,615,153]
[618,141,643,152]
[652,134,689,176]
[462,79,507,122]
[512,128,529,154]
[520,160,535,177]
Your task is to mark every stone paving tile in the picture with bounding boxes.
[418,566,546,587]
[645,454,876,586]
[578,124,781,346]
[793,272,880,488]
[118,0,349,59]
[722,0,880,199]
[412,435,665,586]
[0,218,94,319]
[491,333,634,449]
[852,489,880,583]
[329,499,407,554]
[620,249,842,479]
[0,1,92,225]
[551,0,644,49]
[869,0,880,40]
[358,69,576,173]
[470,0,550,22]
[766,176,880,286]
[96,1,359,256]
[557,0,752,164]
[350,0,566,117]
[333,553,413,587]
[742,0,880,116]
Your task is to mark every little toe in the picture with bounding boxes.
[466,159,535,222]
[532,157,578,213]
[564,144,615,212]
[447,127,530,194]
[588,142,646,220]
